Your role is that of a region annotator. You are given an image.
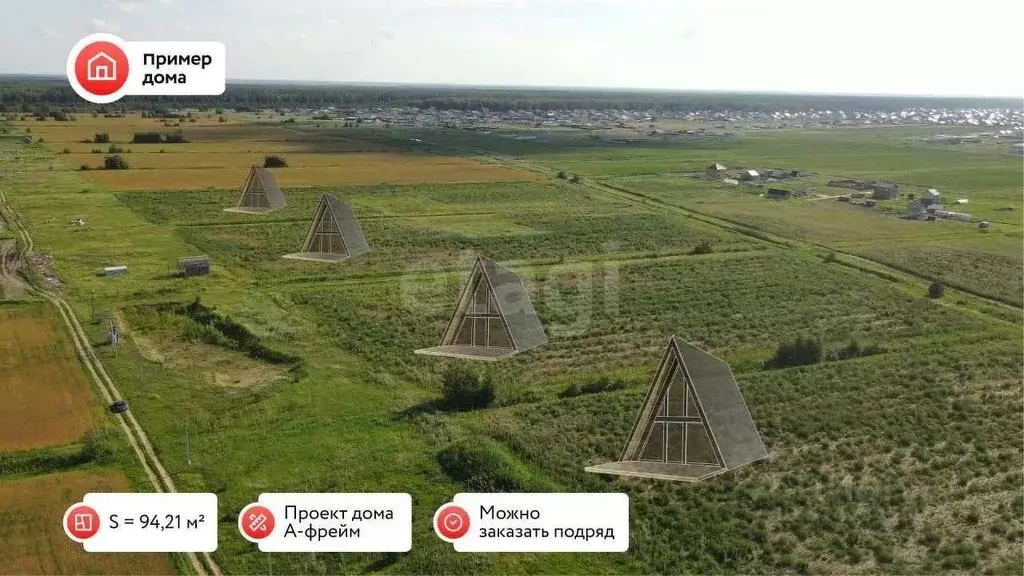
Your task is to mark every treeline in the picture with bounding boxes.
[131,131,188,144]
[1,77,1019,113]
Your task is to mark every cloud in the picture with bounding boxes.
[321,13,340,26]
[39,22,63,40]
[91,18,122,33]
[105,0,173,12]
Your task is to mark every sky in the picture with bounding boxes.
[3,0,1023,97]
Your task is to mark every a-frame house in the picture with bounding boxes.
[282,194,368,262]
[223,164,287,214]
[415,256,547,361]
[586,336,767,482]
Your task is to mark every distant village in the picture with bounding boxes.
[300,105,1024,136]
[700,163,990,227]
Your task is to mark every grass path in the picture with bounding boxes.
[0,188,220,576]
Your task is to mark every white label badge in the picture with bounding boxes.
[67,33,226,104]
[434,493,630,552]
[63,493,218,552]
[239,493,413,553]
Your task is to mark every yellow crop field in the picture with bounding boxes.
[83,159,541,190]
[54,140,377,155]
[69,151,509,170]
[0,308,95,451]
[0,470,174,575]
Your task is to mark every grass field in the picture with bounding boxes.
[0,305,96,452]
[1,112,1021,575]
[16,114,540,189]
[0,469,175,575]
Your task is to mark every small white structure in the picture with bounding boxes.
[722,178,740,185]
[104,265,128,276]
[87,52,118,82]
[739,169,760,181]
[955,198,969,205]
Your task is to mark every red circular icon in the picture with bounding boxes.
[65,505,101,540]
[435,505,470,540]
[240,504,275,540]
[74,41,129,96]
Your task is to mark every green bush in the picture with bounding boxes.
[104,154,129,170]
[263,155,288,168]
[690,240,714,255]
[441,367,495,411]
[561,376,627,398]
[82,427,120,464]
[436,438,543,492]
[828,339,884,361]
[765,336,822,369]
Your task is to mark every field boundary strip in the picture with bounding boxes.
[0,189,221,576]
[586,178,1023,315]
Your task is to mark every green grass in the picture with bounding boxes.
[603,173,1023,305]
[2,121,1021,575]
[452,338,1023,573]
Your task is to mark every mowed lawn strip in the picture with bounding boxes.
[0,306,96,452]
[0,469,174,575]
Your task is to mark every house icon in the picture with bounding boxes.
[87,52,117,81]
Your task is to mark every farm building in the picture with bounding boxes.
[224,164,287,214]
[706,163,727,178]
[921,188,941,205]
[739,169,759,181]
[765,188,791,200]
[177,256,210,277]
[906,202,928,219]
[979,221,990,229]
[872,182,899,199]
[415,255,547,361]
[586,336,768,482]
[104,266,127,276]
[941,211,973,222]
[282,194,369,263]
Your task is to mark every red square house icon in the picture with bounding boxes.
[87,52,117,81]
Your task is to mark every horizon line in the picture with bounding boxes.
[0,73,1021,101]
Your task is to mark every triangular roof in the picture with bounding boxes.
[297,194,369,258]
[708,163,727,170]
[442,256,547,352]
[586,337,767,482]
[416,256,546,360]
[234,164,286,211]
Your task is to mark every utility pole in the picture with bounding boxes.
[185,417,192,467]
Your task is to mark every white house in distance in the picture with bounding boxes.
[87,52,117,81]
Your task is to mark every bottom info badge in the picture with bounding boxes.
[239,493,412,552]
[433,493,629,552]
[63,493,218,552]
